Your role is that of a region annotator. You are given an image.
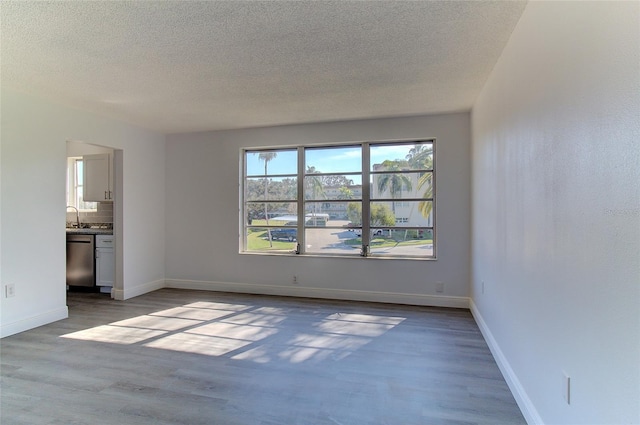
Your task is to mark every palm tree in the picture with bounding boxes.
[376,160,412,214]
[416,174,433,220]
[257,152,277,246]
[406,144,433,170]
[305,166,325,225]
[406,144,434,220]
[337,186,354,200]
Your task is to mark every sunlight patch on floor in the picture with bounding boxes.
[149,306,234,321]
[60,300,406,364]
[220,312,288,327]
[61,325,167,344]
[144,332,254,356]
[184,301,251,312]
[187,321,279,341]
[110,315,203,331]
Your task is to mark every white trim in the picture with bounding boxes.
[470,299,543,425]
[165,279,469,309]
[1,306,69,338]
[113,279,165,301]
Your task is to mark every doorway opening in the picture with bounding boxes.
[65,141,123,300]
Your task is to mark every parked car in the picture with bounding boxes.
[353,228,383,237]
[269,228,297,242]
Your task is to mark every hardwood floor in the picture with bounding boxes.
[1,289,525,425]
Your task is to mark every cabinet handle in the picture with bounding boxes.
[105,191,108,200]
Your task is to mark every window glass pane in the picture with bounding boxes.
[305,146,361,173]
[304,201,360,223]
[76,186,84,207]
[245,202,297,224]
[71,159,97,211]
[371,172,430,200]
[369,230,434,258]
[304,175,362,201]
[246,177,297,201]
[245,228,297,252]
[304,228,361,256]
[242,141,434,259]
[370,142,433,171]
[246,150,297,176]
[267,212,300,226]
[370,201,433,227]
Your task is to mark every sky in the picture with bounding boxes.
[245,142,431,178]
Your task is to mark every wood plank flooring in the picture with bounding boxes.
[1,289,525,425]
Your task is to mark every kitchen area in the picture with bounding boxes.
[66,142,116,297]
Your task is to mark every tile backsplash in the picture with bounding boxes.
[66,202,113,225]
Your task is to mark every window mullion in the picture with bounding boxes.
[297,147,305,254]
[361,143,371,255]
[74,159,82,208]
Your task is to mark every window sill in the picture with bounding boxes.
[239,251,436,261]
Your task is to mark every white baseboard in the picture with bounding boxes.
[470,299,543,425]
[164,279,469,309]
[113,279,165,301]
[1,306,69,338]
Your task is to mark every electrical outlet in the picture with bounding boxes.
[435,282,444,293]
[5,284,15,298]
[563,372,571,404]
[292,275,298,284]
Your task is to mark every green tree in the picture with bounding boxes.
[370,203,395,227]
[405,144,433,170]
[257,152,277,247]
[346,203,394,227]
[305,166,324,199]
[246,177,298,223]
[376,160,412,214]
[405,144,434,220]
[322,175,354,187]
[346,202,362,226]
[337,186,354,200]
[305,166,325,224]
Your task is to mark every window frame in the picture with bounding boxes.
[241,140,436,260]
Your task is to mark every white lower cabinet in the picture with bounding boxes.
[96,235,114,293]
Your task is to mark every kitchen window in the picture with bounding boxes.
[67,157,98,211]
[242,140,435,259]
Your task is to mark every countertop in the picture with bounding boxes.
[66,228,113,235]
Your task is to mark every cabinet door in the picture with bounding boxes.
[96,247,114,287]
[83,153,113,202]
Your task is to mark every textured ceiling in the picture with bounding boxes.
[1,1,526,134]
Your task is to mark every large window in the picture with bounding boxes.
[242,141,435,259]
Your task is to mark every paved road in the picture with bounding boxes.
[304,220,433,256]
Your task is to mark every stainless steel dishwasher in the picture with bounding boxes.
[66,234,95,287]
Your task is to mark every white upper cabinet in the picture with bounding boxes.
[83,153,113,202]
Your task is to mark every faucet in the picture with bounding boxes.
[66,205,80,228]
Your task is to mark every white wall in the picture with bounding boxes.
[471,2,640,424]
[0,89,166,337]
[66,140,113,156]
[165,113,470,307]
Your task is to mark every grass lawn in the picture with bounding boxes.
[250,219,289,226]
[343,236,433,249]
[247,229,296,251]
